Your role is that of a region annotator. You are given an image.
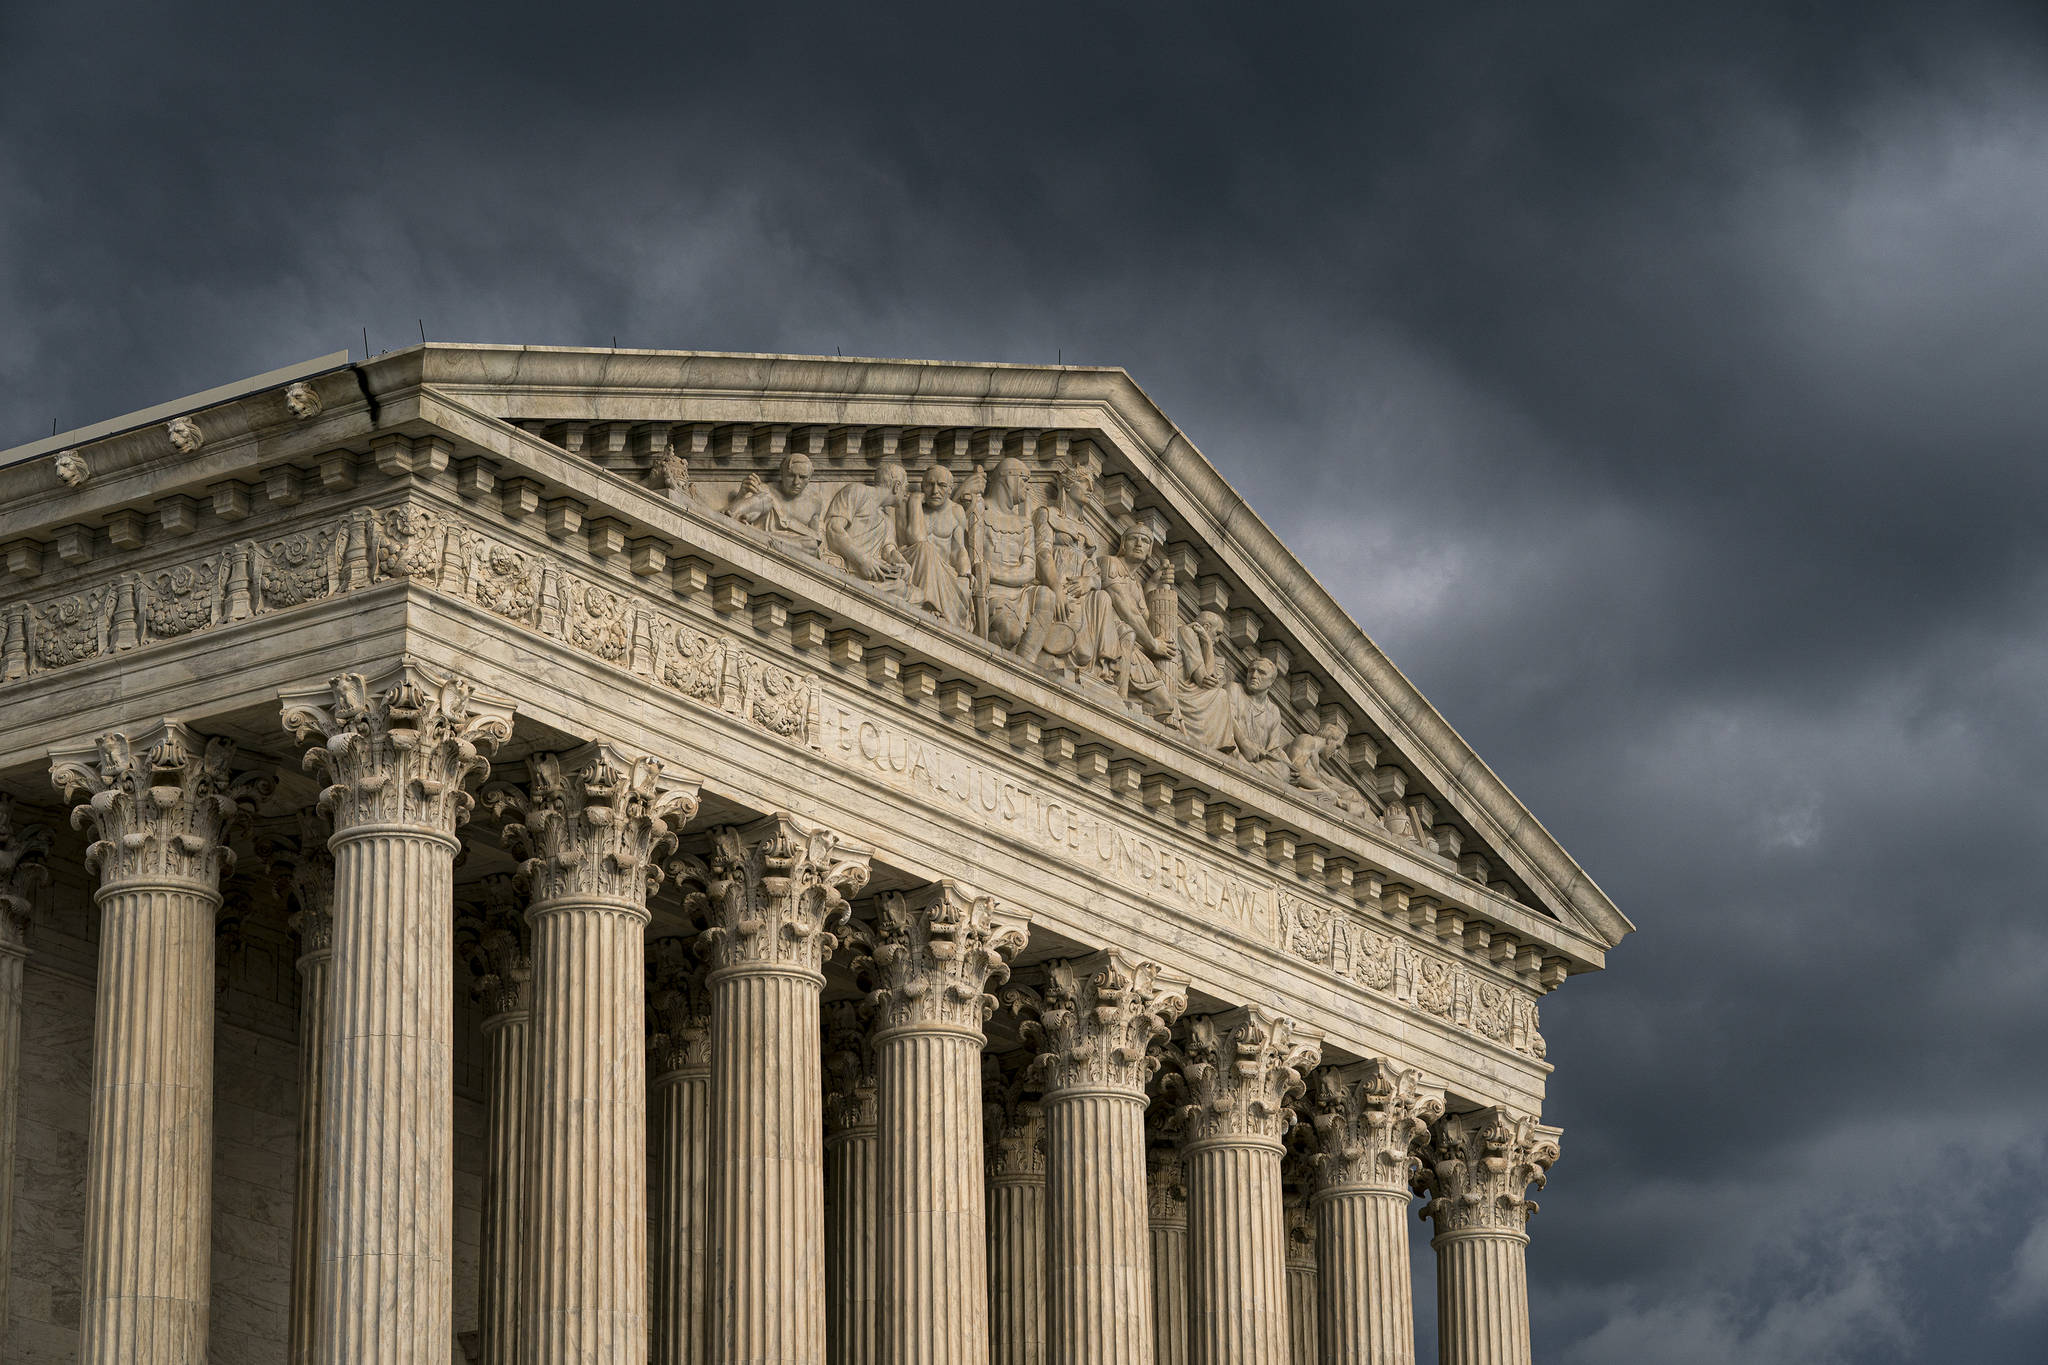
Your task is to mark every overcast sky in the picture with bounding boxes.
[6,3,2047,1360]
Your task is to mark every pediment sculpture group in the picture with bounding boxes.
[659,446,1369,819]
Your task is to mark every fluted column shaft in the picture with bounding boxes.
[877,1025,989,1364]
[1046,1090,1152,1362]
[1146,1191,1187,1365]
[1434,1230,1530,1365]
[824,1120,877,1365]
[477,1003,531,1365]
[526,897,651,1358]
[288,934,333,1365]
[987,1168,1047,1365]
[1185,1138,1288,1365]
[322,826,460,1359]
[1285,1226,1317,1365]
[1314,1189,1412,1365]
[653,1061,711,1365]
[0,932,29,1334]
[710,965,827,1364]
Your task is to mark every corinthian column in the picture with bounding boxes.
[491,743,700,1360]
[1008,949,1188,1365]
[262,818,337,1365]
[1145,1142,1189,1365]
[460,876,532,1365]
[0,796,51,1335]
[649,934,713,1365]
[51,722,268,1364]
[1415,1110,1561,1365]
[1303,1061,1442,1365]
[823,1000,879,1365]
[1284,1193,1317,1365]
[984,1056,1047,1365]
[697,816,870,1365]
[1167,1006,1322,1365]
[283,666,513,1365]
[860,884,1026,1365]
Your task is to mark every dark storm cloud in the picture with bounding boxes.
[6,3,2048,1360]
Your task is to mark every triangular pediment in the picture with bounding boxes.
[403,345,1629,956]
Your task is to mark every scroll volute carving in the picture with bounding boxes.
[693,816,871,976]
[51,721,271,888]
[862,882,1028,1034]
[485,743,700,907]
[281,665,514,834]
[1006,949,1190,1096]
[0,794,52,953]
[646,933,711,1073]
[1165,1006,1323,1145]
[1307,1059,1445,1194]
[1414,1107,1561,1236]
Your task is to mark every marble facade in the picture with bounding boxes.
[0,345,1631,1364]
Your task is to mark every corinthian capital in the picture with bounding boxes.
[487,743,700,909]
[0,794,52,955]
[694,815,871,977]
[647,933,711,1073]
[459,875,532,1017]
[1007,948,1189,1097]
[51,720,270,890]
[863,882,1028,1035]
[984,1053,1046,1181]
[823,999,879,1135]
[259,811,336,958]
[1147,1141,1187,1223]
[1166,1006,1323,1146]
[281,663,514,834]
[1306,1059,1445,1195]
[1414,1108,1561,1237]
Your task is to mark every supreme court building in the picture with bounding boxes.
[0,345,1632,1365]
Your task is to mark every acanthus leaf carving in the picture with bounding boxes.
[1006,948,1189,1097]
[0,793,53,954]
[483,742,699,908]
[1305,1059,1445,1195]
[257,810,336,957]
[457,873,532,1017]
[692,815,870,978]
[1414,1108,1561,1237]
[1163,1005,1323,1147]
[823,998,879,1136]
[50,720,271,888]
[646,933,711,1073]
[281,664,514,835]
[860,882,1027,1035]
[983,1052,1046,1180]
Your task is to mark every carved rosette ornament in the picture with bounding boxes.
[0,795,51,955]
[696,815,871,979]
[487,743,700,911]
[823,999,880,1136]
[1168,1006,1324,1149]
[1308,1059,1445,1194]
[864,882,1028,1038]
[51,721,269,889]
[647,934,712,1076]
[282,665,514,836]
[1415,1108,1561,1238]
[1008,949,1190,1097]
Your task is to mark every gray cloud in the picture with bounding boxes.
[6,3,2048,1359]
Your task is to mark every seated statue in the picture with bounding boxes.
[1173,610,1236,750]
[726,451,828,556]
[1088,523,1176,715]
[822,457,911,584]
[1229,657,1293,782]
[899,464,973,626]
